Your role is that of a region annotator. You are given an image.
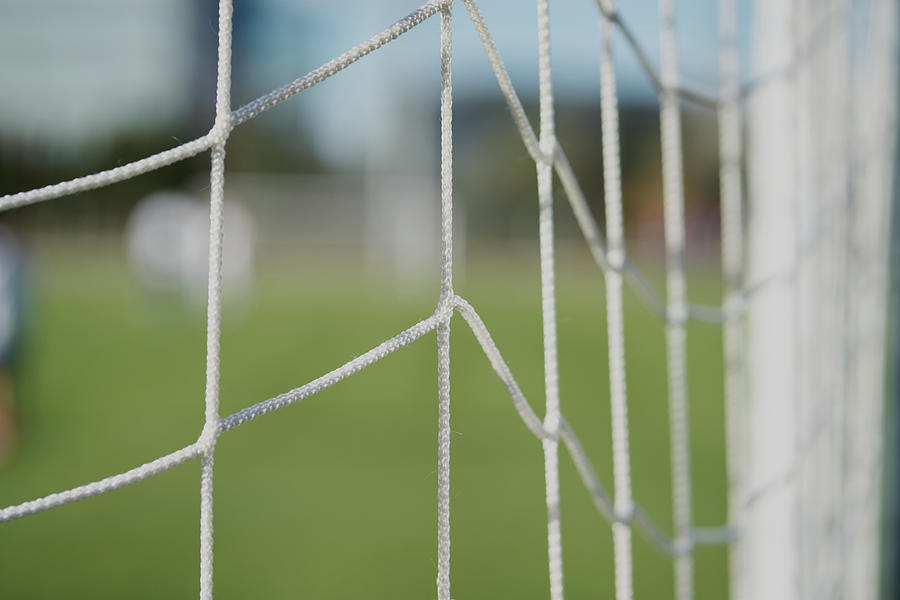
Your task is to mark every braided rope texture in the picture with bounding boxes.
[0,3,741,598]
[1,1,893,599]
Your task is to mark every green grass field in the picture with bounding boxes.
[0,248,728,599]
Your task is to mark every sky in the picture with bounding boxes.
[246,0,725,98]
[241,0,733,168]
[0,0,192,149]
[0,0,743,168]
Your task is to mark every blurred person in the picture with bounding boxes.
[0,227,28,467]
[126,191,256,308]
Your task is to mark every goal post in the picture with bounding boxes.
[739,0,899,598]
[741,0,799,596]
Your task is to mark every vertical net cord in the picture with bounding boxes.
[658,1,693,599]
[597,3,634,600]
[535,2,563,600]
[436,5,453,600]
[200,1,234,599]
[717,1,744,599]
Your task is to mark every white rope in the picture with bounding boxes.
[0,0,726,329]
[453,295,733,555]
[0,443,201,522]
[554,145,724,326]
[589,0,717,109]
[535,2,564,599]
[459,0,542,162]
[453,296,549,439]
[233,0,448,126]
[0,0,733,568]
[0,135,213,210]
[436,5,454,600]
[462,0,678,326]
[0,1,446,213]
[597,3,634,599]
[221,315,439,431]
[199,0,234,596]
[0,0,813,331]
[0,0,741,559]
[2,2,890,598]
[439,5,455,306]
[199,144,225,600]
[199,142,227,597]
[198,450,215,600]
[1,291,730,559]
[460,0,725,327]
[0,313,438,524]
[452,296,644,541]
[0,0,723,553]
[658,2,694,599]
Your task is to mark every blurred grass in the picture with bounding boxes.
[0,247,728,599]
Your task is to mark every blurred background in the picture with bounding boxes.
[0,0,737,598]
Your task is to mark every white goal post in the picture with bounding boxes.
[740,0,898,599]
[0,1,898,600]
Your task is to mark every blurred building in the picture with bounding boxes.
[0,0,194,157]
[0,0,725,283]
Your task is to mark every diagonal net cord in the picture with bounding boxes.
[659,1,695,599]
[590,0,717,109]
[0,0,737,548]
[231,1,447,126]
[453,294,735,553]
[0,292,734,553]
[597,2,635,599]
[0,443,202,520]
[0,0,448,212]
[0,0,743,541]
[0,0,793,328]
[458,0,726,328]
[0,0,729,328]
[0,312,441,523]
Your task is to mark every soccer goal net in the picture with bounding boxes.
[1,1,897,599]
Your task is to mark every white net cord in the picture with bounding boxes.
[535,2,565,600]
[597,2,635,600]
[436,4,454,599]
[658,1,694,598]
